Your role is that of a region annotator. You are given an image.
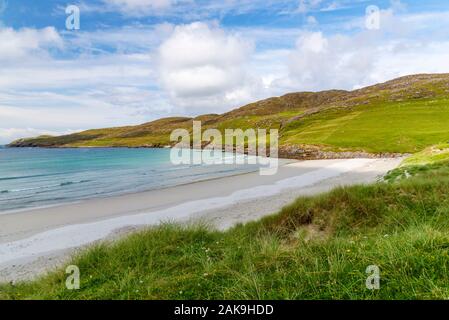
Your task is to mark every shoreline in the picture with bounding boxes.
[0,158,403,283]
[0,158,297,243]
[0,148,291,215]
[0,159,292,217]
[0,156,294,216]
[5,144,407,161]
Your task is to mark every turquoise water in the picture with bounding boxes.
[0,147,260,212]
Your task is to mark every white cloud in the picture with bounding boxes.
[157,22,259,113]
[320,1,346,12]
[0,128,79,145]
[306,15,318,25]
[0,26,174,144]
[283,8,449,92]
[101,0,174,16]
[90,0,296,20]
[0,54,154,90]
[285,31,377,91]
[296,0,323,14]
[0,27,62,61]
[0,89,169,143]
[62,23,174,53]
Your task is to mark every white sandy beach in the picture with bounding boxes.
[0,158,403,283]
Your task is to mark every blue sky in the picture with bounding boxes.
[1,0,449,143]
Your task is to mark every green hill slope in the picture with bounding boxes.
[9,73,449,157]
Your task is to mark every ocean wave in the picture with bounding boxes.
[0,173,64,181]
[0,180,92,194]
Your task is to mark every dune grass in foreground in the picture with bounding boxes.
[1,160,449,300]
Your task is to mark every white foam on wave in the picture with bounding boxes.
[0,158,376,266]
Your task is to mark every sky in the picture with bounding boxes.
[1,0,449,144]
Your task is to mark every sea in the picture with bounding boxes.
[0,146,261,213]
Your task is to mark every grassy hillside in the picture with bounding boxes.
[401,143,449,166]
[282,99,449,153]
[2,155,449,299]
[9,74,449,156]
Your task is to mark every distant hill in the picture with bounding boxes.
[9,73,449,159]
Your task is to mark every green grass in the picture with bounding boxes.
[401,143,449,166]
[2,161,449,300]
[281,99,449,153]
[384,143,449,182]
